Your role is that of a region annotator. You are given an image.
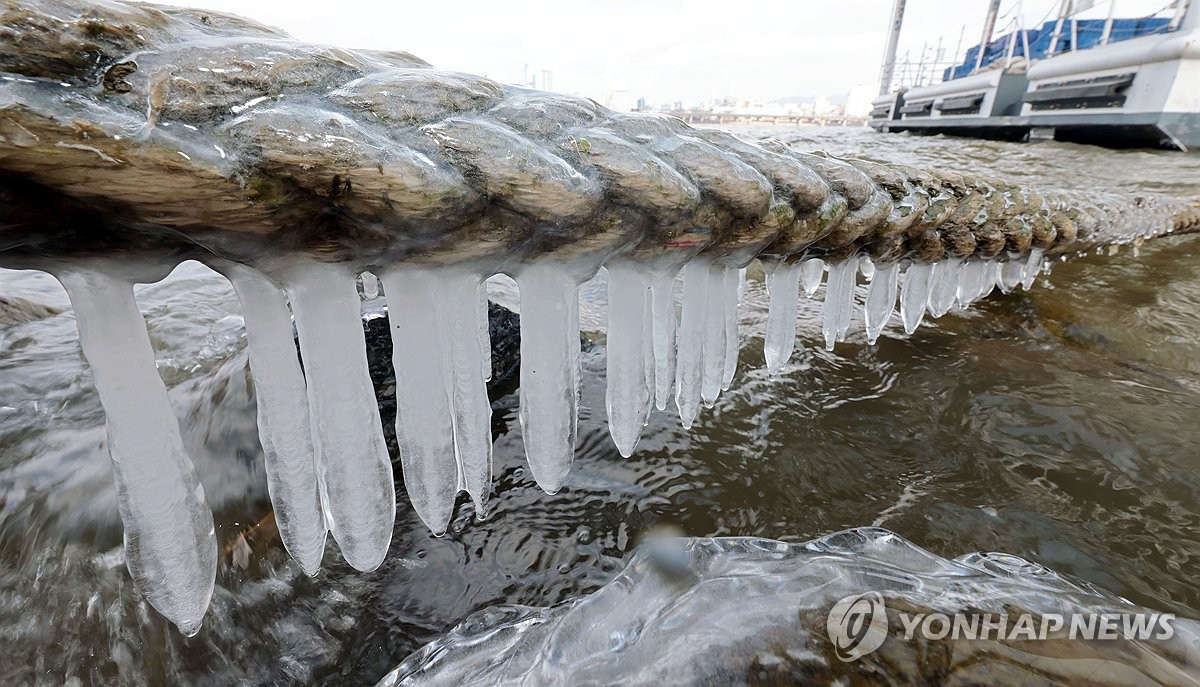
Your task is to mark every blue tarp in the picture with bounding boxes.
[941,17,1173,82]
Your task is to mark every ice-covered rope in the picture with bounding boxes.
[1,0,1199,634]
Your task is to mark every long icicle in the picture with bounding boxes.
[864,261,900,345]
[675,259,711,429]
[763,260,802,375]
[700,262,728,408]
[605,262,653,457]
[928,258,961,318]
[57,267,216,636]
[282,261,395,572]
[477,282,492,383]
[514,264,581,494]
[823,259,856,350]
[901,262,933,335]
[380,268,460,534]
[445,274,493,515]
[221,262,325,576]
[720,267,741,392]
[650,270,678,412]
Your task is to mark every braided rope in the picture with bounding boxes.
[0,0,1197,271]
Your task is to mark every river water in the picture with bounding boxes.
[1,126,1199,684]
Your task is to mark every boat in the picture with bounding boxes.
[869,0,1200,150]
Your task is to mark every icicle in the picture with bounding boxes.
[57,267,216,636]
[981,261,1000,301]
[900,262,932,335]
[221,262,325,576]
[380,268,484,533]
[822,259,856,350]
[720,266,740,392]
[282,261,395,572]
[650,271,677,412]
[928,258,961,317]
[956,260,989,307]
[998,257,1023,293]
[1022,247,1045,290]
[640,282,656,418]
[477,283,492,382]
[604,262,653,457]
[864,261,899,345]
[675,259,710,429]
[514,263,581,494]
[359,271,380,300]
[800,258,824,297]
[444,275,493,515]
[700,263,728,407]
[763,261,802,374]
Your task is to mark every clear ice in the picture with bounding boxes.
[605,262,654,458]
[57,266,217,636]
[381,267,491,533]
[900,262,932,334]
[221,262,326,576]
[280,260,396,572]
[763,260,802,374]
[514,263,582,494]
[822,259,856,350]
[50,241,1069,632]
[864,261,899,345]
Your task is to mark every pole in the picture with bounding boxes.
[878,0,907,95]
[1049,0,1073,55]
[974,0,1004,72]
[1004,19,1019,68]
[1100,0,1115,45]
[915,41,928,86]
[1174,0,1197,30]
[932,35,944,84]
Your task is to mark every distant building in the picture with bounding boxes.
[844,83,874,118]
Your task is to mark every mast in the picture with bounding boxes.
[878,0,907,95]
[1176,0,1198,31]
[974,0,1004,72]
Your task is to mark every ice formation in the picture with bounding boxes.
[379,528,1200,686]
[54,264,217,637]
[3,0,1199,635]
[47,244,1079,633]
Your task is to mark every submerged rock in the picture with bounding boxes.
[0,293,60,325]
[381,528,1200,686]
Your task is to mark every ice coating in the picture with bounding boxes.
[279,260,396,571]
[220,261,325,575]
[55,265,216,636]
[379,528,1200,686]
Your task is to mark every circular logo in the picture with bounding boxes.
[826,592,888,661]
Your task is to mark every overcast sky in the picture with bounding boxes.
[155,0,1175,106]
